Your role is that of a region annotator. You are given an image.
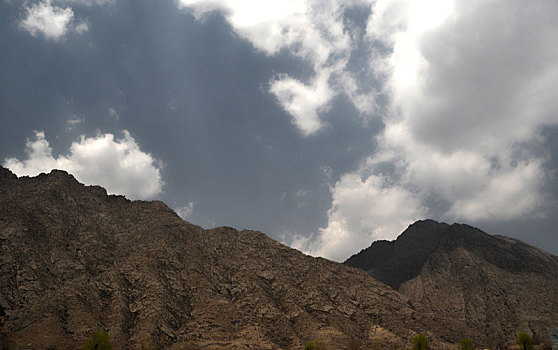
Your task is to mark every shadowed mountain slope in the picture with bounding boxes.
[345,219,558,347]
[0,167,435,349]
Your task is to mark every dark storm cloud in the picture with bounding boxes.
[0,0,379,238]
[2,0,558,261]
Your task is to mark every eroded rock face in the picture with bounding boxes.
[346,219,558,347]
[0,168,428,349]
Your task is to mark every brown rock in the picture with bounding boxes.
[0,168,431,349]
[346,219,558,347]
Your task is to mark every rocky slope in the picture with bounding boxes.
[0,167,437,349]
[345,219,558,347]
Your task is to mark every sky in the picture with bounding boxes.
[1,0,558,261]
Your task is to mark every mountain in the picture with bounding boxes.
[0,167,438,349]
[345,219,558,347]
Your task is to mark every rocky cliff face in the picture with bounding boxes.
[0,168,434,349]
[345,219,558,347]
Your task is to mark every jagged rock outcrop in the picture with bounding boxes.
[0,168,435,349]
[345,219,558,347]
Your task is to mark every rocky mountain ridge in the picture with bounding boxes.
[3,167,557,349]
[1,167,435,349]
[345,219,558,347]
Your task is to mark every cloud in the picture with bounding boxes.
[368,0,558,153]
[177,0,339,59]
[73,20,88,34]
[292,172,427,262]
[19,0,88,40]
[4,130,164,199]
[294,189,309,208]
[66,117,83,125]
[362,0,557,219]
[269,72,331,135]
[176,202,195,219]
[179,0,558,261]
[285,0,558,261]
[108,107,120,120]
[20,0,74,40]
[65,117,84,131]
[58,0,115,5]
[445,158,547,221]
[373,124,551,222]
[177,0,370,135]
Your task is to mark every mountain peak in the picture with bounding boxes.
[346,219,556,288]
[345,219,558,345]
[345,219,454,289]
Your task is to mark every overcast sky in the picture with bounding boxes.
[2,0,558,261]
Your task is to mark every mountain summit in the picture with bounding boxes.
[345,219,558,346]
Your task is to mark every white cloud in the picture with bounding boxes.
[362,0,558,218]
[445,158,547,221]
[66,117,83,125]
[108,107,120,120]
[4,130,164,199]
[178,0,330,59]
[66,117,84,131]
[177,0,368,135]
[58,0,115,5]
[19,0,89,40]
[180,0,558,260]
[294,189,309,208]
[73,20,88,34]
[372,123,551,222]
[269,72,332,135]
[20,0,74,40]
[285,0,558,261]
[299,172,427,262]
[368,0,558,153]
[176,202,195,219]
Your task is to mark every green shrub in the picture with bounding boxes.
[460,338,473,350]
[412,333,429,350]
[83,329,111,350]
[303,340,327,350]
[517,332,533,350]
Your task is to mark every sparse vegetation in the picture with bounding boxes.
[303,340,327,350]
[371,338,383,350]
[517,332,533,350]
[83,329,111,350]
[460,338,474,350]
[412,333,429,350]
